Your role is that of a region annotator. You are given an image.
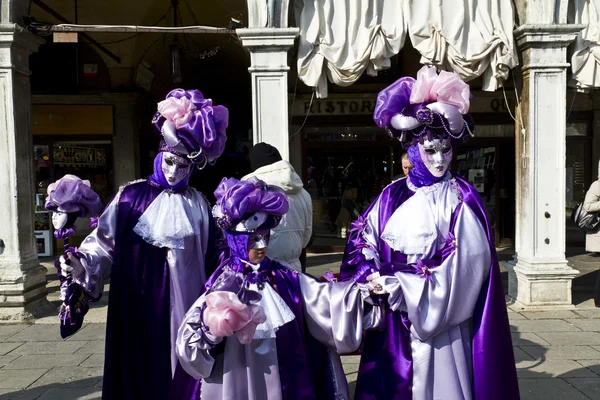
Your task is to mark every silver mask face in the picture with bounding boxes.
[247,232,269,250]
[51,211,69,230]
[161,152,192,186]
[418,138,453,178]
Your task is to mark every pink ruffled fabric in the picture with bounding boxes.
[157,96,197,129]
[409,66,471,114]
[203,291,267,344]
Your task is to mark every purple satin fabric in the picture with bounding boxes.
[54,226,76,239]
[45,176,103,217]
[223,231,251,272]
[406,143,442,188]
[214,177,289,228]
[155,89,228,161]
[203,259,338,399]
[340,179,415,399]
[101,181,212,400]
[373,77,415,129]
[455,177,520,400]
[149,152,192,191]
[339,176,519,399]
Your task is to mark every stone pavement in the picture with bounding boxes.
[0,253,600,399]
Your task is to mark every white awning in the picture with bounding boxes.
[295,0,406,98]
[570,0,600,90]
[295,0,518,98]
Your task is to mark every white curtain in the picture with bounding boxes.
[295,0,407,98]
[570,0,600,90]
[295,0,518,98]
[406,0,517,91]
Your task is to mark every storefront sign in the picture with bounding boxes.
[470,92,517,114]
[291,98,376,116]
[292,92,517,116]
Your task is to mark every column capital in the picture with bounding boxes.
[237,27,299,50]
[238,28,299,73]
[515,24,584,71]
[514,24,584,49]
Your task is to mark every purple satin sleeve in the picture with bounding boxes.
[298,274,382,354]
[175,293,223,380]
[73,195,119,299]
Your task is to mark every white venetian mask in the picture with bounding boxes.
[161,152,192,186]
[52,211,69,230]
[418,138,453,178]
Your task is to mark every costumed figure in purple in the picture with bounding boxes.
[45,174,103,339]
[339,66,520,399]
[176,177,380,399]
[57,89,227,399]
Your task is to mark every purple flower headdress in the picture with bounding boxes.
[374,66,474,148]
[213,177,289,233]
[152,88,228,170]
[212,177,289,270]
[45,174,103,221]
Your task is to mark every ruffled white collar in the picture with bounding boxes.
[133,187,206,249]
[382,177,460,259]
[241,259,296,340]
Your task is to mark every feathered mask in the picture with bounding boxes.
[374,66,474,148]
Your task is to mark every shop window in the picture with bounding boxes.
[304,126,399,238]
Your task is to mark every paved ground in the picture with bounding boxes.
[1,250,600,399]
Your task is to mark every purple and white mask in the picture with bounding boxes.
[418,138,452,178]
[161,152,192,186]
[247,232,269,250]
[52,211,69,230]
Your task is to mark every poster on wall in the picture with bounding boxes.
[468,169,485,193]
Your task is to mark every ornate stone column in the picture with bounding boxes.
[505,24,584,308]
[237,28,299,160]
[0,26,49,319]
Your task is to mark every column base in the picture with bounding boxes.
[504,258,579,308]
[0,263,50,321]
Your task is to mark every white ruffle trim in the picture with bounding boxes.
[381,190,438,254]
[249,281,296,339]
[133,188,204,249]
[381,179,459,256]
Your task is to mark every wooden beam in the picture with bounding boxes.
[52,25,232,35]
[32,0,122,64]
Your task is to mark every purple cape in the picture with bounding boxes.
[101,180,219,400]
[339,175,519,400]
[204,258,338,399]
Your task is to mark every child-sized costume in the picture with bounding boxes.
[177,177,377,400]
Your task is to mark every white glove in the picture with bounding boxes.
[59,253,85,280]
[366,272,387,295]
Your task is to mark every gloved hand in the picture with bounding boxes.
[59,253,86,280]
[366,272,387,295]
